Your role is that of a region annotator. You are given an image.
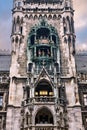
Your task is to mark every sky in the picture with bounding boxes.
[0,0,87,51]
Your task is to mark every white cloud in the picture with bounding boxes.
[73,0,87,51]
[73,0,87,30]
[76,42,87,51]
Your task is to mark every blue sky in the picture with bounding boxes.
[0,0,87,51]
[0,0,12,50]
[74,0,87,51]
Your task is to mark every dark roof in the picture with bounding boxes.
[0,54,11,72]
[0,52,87,73]
[75,54,87,73]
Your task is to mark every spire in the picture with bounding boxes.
[65,0,73,9]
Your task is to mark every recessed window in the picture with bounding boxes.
[18,2,21,7]
[86,118,87,122]
[83,94,87,105]
[15,3,17,8]
[0,77,2,82]
[0,96,3,106]
[35,108,54,124]
[35,81,53,97]
[0,117,2,129]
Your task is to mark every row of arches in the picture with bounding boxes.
[11,36,24,53]
[64,35,75,44]
[11,36,23,44]
[13,16,23,25]
[25,14,61,20]
[12,15,74,36]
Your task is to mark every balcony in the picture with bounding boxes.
[23,97,67,107]
[35,124,54,130]
[24,97,55,105]
[31,56,54,63]
[23,125,54,130]
[34,96,55,103]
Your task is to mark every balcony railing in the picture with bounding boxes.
[24,97,55,105]
[22,124,54,130]
[34,96,55,102]
[23,97,66,106]
[35,126,54,130]
[35,124,54,130]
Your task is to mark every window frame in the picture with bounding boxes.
[83,93,87,106]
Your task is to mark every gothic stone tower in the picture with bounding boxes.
[6,0,83,130]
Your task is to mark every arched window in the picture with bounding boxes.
[64,37,67,43]
[12,18,16,34]
[20,26,23,34]
[68,36,71,43]
[44,14,47,18]
[34,15,38,20]
[35,107,54,124]
[48,15,52,20]
[17,16,20,24]
[66,16,71,32]
[39,15,42,19]
[21,17,23,24]
[12,37,14,43]
[53,15,57,20]
[29,15,33,19]
[63,17,67,34]
[26,112,29,125]
[15,36,19,43]
[25,14,28,19]
[35,80,53,97]
[71,17,74,33]
[37,28,50,39]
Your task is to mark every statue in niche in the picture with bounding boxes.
[39,36,49,44]
[38,49,41,56]
[42,50,45,56]
[47,49,50,57]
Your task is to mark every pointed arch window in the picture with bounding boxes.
[18,2,21,7]
[35,80,53,97]
[83,94,87,106]
[35,108,54,124]
[0,94,3,106]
